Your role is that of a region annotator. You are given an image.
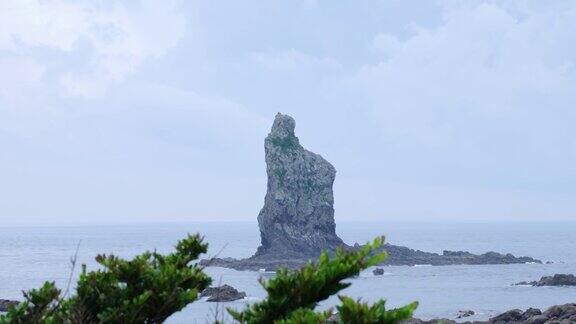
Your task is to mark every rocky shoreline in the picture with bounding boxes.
[3,293,574,323]
[202,242,541,271]
[403,303,576,323]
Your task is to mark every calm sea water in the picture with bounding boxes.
[1,221,575,323]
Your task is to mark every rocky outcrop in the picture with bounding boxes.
[403,304,576,323]
[515,274,576,287]
[489,308,543,323]
[373,268,385,275]
[381,244,541,266]
[201,113,540,271]
[200,284,246,302]
[541,304,576,322]
[457,310,475,319]
[0,299,19,312]
[254,113,345,259]
[202,113,347,270]
[205,243,540,270]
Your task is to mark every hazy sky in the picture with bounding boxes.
[1,0,576,225]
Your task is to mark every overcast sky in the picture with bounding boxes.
[1,0,576,225]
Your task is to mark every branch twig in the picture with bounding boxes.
[63,240,82,299]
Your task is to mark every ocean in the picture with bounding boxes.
[1,221,575,323]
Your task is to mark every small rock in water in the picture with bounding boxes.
[200,284,246,302]
[406,304,576,324]
[514,281,537,286]
[535,274,576,286]
[372,268,385,276]
[456,310,474,318]
[0,299,19,312]
[515,274,576,287]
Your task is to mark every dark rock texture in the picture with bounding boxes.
[542,304,576,322]
[403,304,576,323]
[0,299,19,312]
[201,113,540,271]
[489,309,527,323]
[515,274,576,287]
[200,284,246,302]
[457,310,475,319]
[201,113,347,270]
[254,113,345,259]
[382,244,540,266]
[373,267,385,275]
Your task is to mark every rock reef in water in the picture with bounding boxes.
[202,113,540,271]
[456,310,475,319]
[409,303,576,323]
[515,273,576,287]
[381,244,540,266]
[200,284,246,302]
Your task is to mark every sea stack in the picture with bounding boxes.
[200,113,541,270]
[255,113,345,259]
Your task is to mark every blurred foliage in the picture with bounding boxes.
[0,235,416,324]
[337,296,418,324]
[0,234,211,324]
[229,236,417,324]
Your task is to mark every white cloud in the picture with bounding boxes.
[0,57,45,102]
[0,0,88,51]
[124,83,270,147]
[250,49,341,72]
[355,2,576,145]
[371,34,401,58]
[301,0,319,10]
[0,0,186,98]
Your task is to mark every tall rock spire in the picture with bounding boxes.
[202,113,542,270]
[255,113,345,259]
